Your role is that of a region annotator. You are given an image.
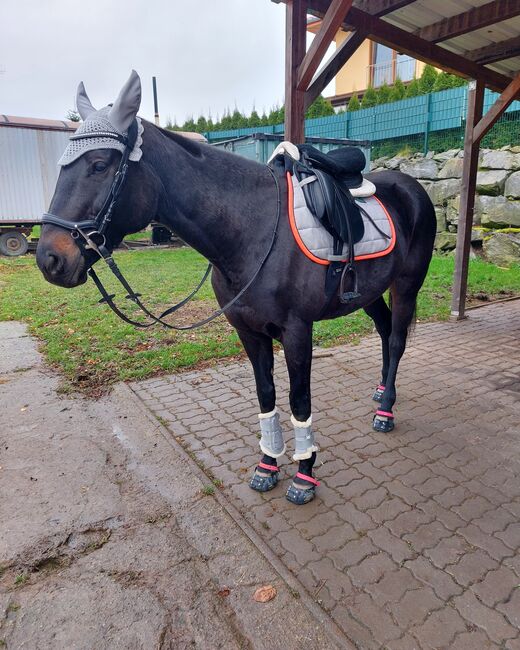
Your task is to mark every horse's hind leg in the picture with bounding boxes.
[238,329,284,493]
[373,279,420,433]
[364,296,392,403]
[280,321,319,505]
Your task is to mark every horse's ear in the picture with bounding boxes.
[76,81,97,120]
[108,70,141,133]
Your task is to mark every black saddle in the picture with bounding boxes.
[295,144,365,247]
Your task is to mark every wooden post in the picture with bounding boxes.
[285,0,307,143]
[450,79,485,320]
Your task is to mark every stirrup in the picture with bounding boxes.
[340,263,360,303]
[249,462,280,493]
[373,409,395,433]
[286,472,320,505]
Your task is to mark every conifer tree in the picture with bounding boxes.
[376,82,392,105]
[390,78,406,102]
[347,93,360,111]
[418,64,438,94]
[361,86,377,108]
[405,77,420,98]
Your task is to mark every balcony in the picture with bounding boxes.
[367,56,416,88]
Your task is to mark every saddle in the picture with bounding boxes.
[295,145,366,247]
[292,144,367,302]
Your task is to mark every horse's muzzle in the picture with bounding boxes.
[36,240,88,288]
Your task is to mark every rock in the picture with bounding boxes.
[373,156,389,168]
[370,167,385,174]
[480,150,516,170]
[438,157,464,179]
[435,206,446,233]
[448,225,457,233]
[480,196,520,228]
[476,169,509,196]
[435,231,457,252]
[400,159,438,179]
[433,149,460,162]
[483,232,520,265]
[385,155,407,170]
[446,196,482,226]
[428,179,460,205]
[471,228,484,244]
[426,151,434,159]
[505,171,520,199]
[417,179,433,193]
[510,145,520,154]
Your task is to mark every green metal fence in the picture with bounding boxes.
[205,86,520,158]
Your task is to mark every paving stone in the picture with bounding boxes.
[497,587,520,628]
[411,606,467,649]
[133,300,520,647]
[387,587,443,630]
[472,566,520,607]
[453,591,517,644]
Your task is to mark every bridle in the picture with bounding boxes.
[41,120,281,330]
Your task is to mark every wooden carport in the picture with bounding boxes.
[274,0,520,319]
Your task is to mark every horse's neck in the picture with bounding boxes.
[145,127,276,280]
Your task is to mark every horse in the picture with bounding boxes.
[36,71,436,505]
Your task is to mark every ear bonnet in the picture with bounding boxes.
[59,70,144,166]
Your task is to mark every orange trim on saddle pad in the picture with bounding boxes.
[286,171,396,266]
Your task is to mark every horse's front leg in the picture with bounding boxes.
[281,321,319,505]
[237,329,285,493]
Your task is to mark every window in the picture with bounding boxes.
[369,44,416,87]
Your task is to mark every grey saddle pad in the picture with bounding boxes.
[288,173,396,263]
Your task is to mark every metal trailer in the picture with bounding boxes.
[0,115,77,256]
[212,132,371,171]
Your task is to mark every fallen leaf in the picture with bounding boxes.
[253,585,277,603]
[217,587,231,598]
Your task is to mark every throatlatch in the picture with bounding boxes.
[258,408,286,458]
[291,415,319,461]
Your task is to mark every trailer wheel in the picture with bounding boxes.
[0,231,29,257]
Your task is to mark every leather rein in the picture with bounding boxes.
[42,120,281,330]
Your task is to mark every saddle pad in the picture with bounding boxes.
[287,172,396,265]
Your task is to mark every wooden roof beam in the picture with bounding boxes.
[473,71,520,143]
[297,0,354,91]
[328,4,514,91]
[467,35,520,65]
[304,30,366,108]
[416,0,520,44]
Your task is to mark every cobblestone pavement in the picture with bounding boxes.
[132,300,520,650]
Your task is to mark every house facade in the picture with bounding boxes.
[308,18,427,110]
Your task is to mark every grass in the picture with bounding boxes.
[1,247,520,394]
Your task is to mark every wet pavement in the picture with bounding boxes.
[133,299,520,649]
[0,322,338,650]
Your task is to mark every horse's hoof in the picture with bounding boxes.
[373,410,395,433]
[286,483,316,505]
[372,384,385,402]
[249,464,279,492]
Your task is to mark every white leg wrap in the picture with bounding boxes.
[291,414,319,461]
[258,408,286,458]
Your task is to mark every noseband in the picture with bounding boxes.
[41,121,281,330]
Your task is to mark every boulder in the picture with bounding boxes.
[483,232,520,265]
[428,179,460,205]
[433,149,460,162]
[435,231,457,252]
[480,150,516,170]
[480,196,520,228]
[446,196,482,226]
[510,145,520,154]
[476,169,509,196]
[400,159,438,179]
[373,156,389,168]
[385,155,407,170]
[438,157,464,179]
[434,205,446,233]
[505,171,520,199]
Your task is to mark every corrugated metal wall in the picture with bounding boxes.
[0,127,70,222]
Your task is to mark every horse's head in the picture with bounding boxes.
[37,70,160,287]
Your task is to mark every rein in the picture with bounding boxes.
[42,122,281,330]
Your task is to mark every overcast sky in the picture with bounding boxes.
[0,0,316,125]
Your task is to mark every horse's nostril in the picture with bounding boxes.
[46,252,64,276]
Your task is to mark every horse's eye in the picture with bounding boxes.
[93,161,108,173]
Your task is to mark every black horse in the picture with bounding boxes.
[37,72,436,505]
